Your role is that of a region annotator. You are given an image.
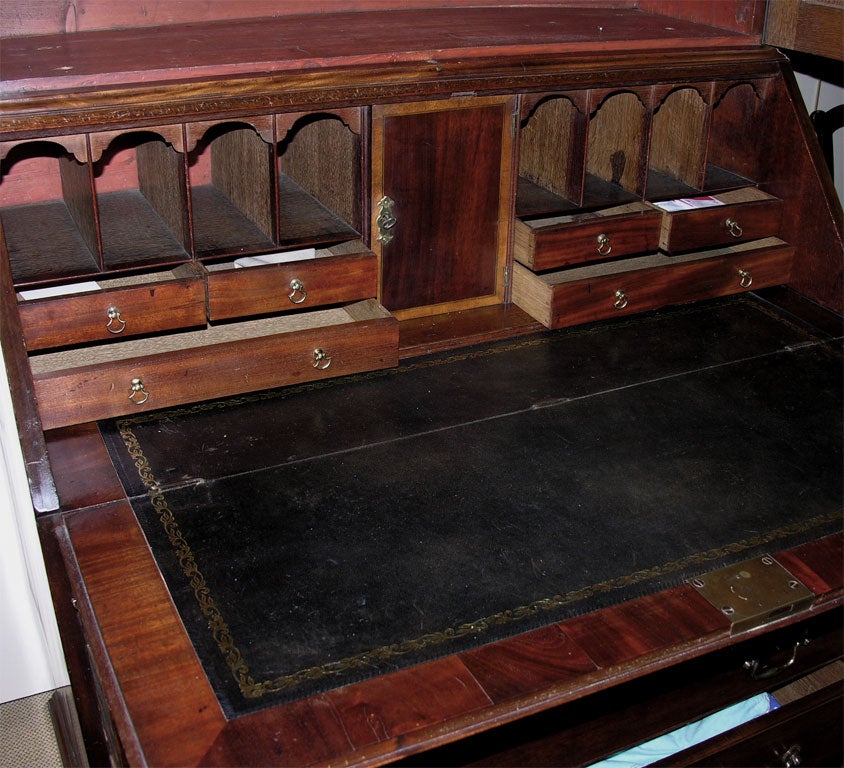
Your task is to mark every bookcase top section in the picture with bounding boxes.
[1,6,756,98]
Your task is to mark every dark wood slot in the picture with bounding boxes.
[646,86,709,196]
[702,163,756,194]
[519,95,586,211]
[581,173,641,209]
[516,177,580,219]
[277,114,362,246]
[0,140,99,285]
[706,82,767,187]
[190,124,276,259]
[276,174,360,247]
[95,133,190,270]
[644,169,702,201]
[586,91,650,200]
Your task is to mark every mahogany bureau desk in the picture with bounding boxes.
[1,2,842,765]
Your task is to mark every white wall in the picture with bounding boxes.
[0,344,68,704]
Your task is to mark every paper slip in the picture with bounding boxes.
[18,281,101,300]
[234,248,317,268]
[653,196,725,212]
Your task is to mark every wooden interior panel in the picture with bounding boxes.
[649,86,709,189]
[587,91,649,195]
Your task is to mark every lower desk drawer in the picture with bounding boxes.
[512,237,794,329]
[17,270,206,351]
[30,299,398,430]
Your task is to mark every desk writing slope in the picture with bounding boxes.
[1,2,841,767]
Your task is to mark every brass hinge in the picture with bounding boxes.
[503,265,510,287]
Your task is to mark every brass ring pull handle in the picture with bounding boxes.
[376,195,397,245]
[738,268,753,288]
[288,278,307,304]
[613,289,628,310]
[313,348,332,370]
[743,638,809,680]
[106,306,126,334]
[596,233,612,256]
[128,377,150,405]
[726,218,743,238]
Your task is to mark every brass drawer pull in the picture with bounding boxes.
[288,278,308,304]
[596,233,612,256]
[778,744,802,768]
[726,217,743,238]
[313,348,332,370]
[106,306,126,334]
[613,289,628,310]
[376,195,397,245]
[743,638,809,680]
[128,377,150,405]
[738,268,753,288]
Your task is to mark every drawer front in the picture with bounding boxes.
[660,196,783,253]
[19,278,206,351]
[515,242,794,329]
[516,210,662,271]
[206,251,378,320]
[33,307,398,430]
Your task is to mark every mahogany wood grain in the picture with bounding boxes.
[58,472,842,768]
[18,273,206,351]
[43,423,126,511]
[637,0,767,37]
[206,251,377,321]
[0,221,58,512]
[764,0,844,61]
[60,501,226,767]
[777,533,844,602]
[513,240,794,329]
[760,68,844,314]
[376,98,511,315]
[515,206,662,271]
[0,8,757,98]
[31,304,399,430]
[397,304,542,359]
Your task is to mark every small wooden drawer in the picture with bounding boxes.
[513,237,794,329]
[204,241,378,321]
[29,299,398,430]
[655,188,783,254]
[514,203,662,271]
[17,270,206,351]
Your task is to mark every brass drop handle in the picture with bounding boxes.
[376,195,397,245]
[128,377,150,405]
[313,348,332,370]
[288,278,307,304]
[743,638,809,680]
[738,268,753,288]
[726,217,743,238]
[596,233,612,256]
[613,289,628,310]
[106,306,126,334]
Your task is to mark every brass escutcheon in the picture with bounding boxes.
[376,195,397,244]
[106,306,126,334]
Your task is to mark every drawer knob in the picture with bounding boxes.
[596,233,612,256]
[726,217,743,238]
[106,306,126,334]
[313,348,332,370]
[128,377,150,405]
[288,278,308,304]
[613,289,628,310]
[738,268,753,288]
